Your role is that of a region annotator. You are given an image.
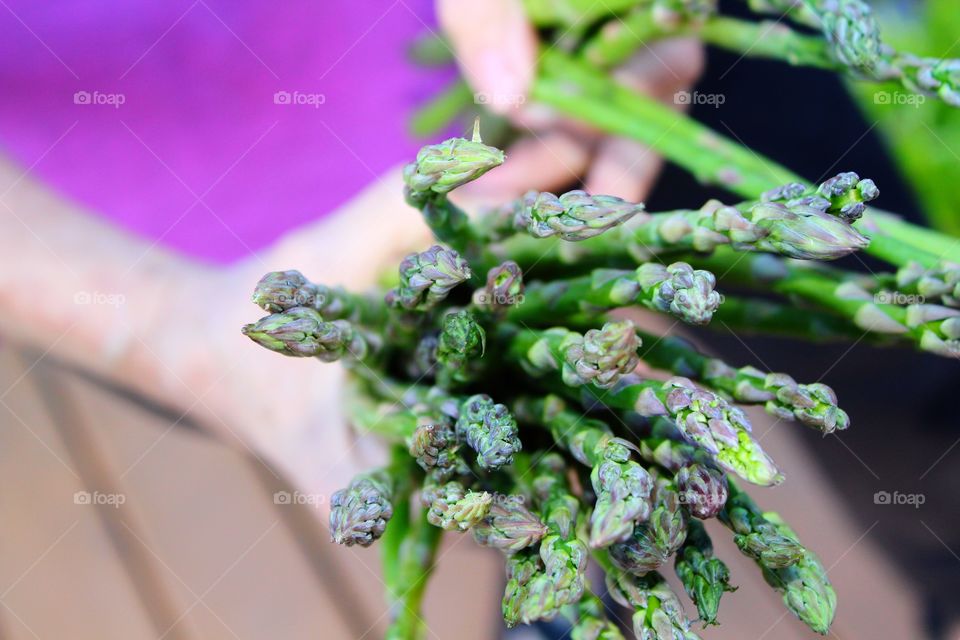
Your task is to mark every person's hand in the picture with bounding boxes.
[144,168,434,515]
[437,0,704,202]
[0,159,433,519]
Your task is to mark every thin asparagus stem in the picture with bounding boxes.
[636,330,850,432]
[510,263,721,326]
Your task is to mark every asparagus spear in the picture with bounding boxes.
[676,463,728,519]
[502,453,589,625]
[329,468,395,547]
[608,473,688,575]
[515,395,654,547]
[513,320,642,390]
[435,309,486,386]
[892,261,960,309]
[637,331,850,433]
[385,245,472,312]
[674,520,735,626]
[493,189,645,241]
[422,480,492,531]
[241,307,374,361]
[472,497,548,553]
[719,481,804,569]
[603,559,703,640]
[511,262,721,326]
[571,595,626,640]
[455,394,522,470]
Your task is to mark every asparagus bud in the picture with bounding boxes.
[422,481,492,531]
[814,171,879,222]
[720,482,804,569]
[514,263,722,327]
[639,332,850,433]
[402,123,504,200]
[473,261,525,314]
[502,552,541,626]
[511,454,588,624]
[472,498,548,552]
[749,201,870,260]
[760,514,837,635]
[571,595,626,640]
[674,520,735,626]
[386,245,472,311]
[242,307,368,361]
[676,464,728,519]
[605,567,703,640]
[587,434,654,547]
[436,309,486,385]
[814,0,882,74]
[251,270,321,312]
[893,55,960,107]
[644,377,783,486]
[408,418,460,480]
[329,470,393,547]
[518,395,653,547]
[609,476,688,574]
[511,189,645,240]
[456,394,522,470]
[895,261,960,308]
[634,262,722,325]
[564,320,642,388]
[628,197,868,260]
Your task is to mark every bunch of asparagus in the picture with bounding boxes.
[239,121,951,638]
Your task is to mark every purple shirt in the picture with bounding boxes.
[0,0,444,262]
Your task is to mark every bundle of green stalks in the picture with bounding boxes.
[242,113,957,637]
[241,3,960,637]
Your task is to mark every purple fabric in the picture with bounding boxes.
[0,0,445,263]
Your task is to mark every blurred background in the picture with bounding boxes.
[1,0,958,639]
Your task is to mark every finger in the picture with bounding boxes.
[615,37,705,103]
[584,38,705,200]
[437,0,537,116]
[583,137,663,201]
[457,129,592,205]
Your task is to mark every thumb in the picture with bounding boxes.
[437,0,537,115]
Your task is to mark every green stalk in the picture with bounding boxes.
[636,330,850,432]
[585,11,836,71]
[532,48,958,269]
[533,48,800,195]
[409,79,473,138]
[384,509,443,640]
[509,263,721,326]
[699,17,836,68]
[862,212,960,265]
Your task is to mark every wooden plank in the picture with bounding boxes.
[0,348,158,640]
[53,364,358,640]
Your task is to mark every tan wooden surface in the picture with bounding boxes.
[0,345,501,640]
